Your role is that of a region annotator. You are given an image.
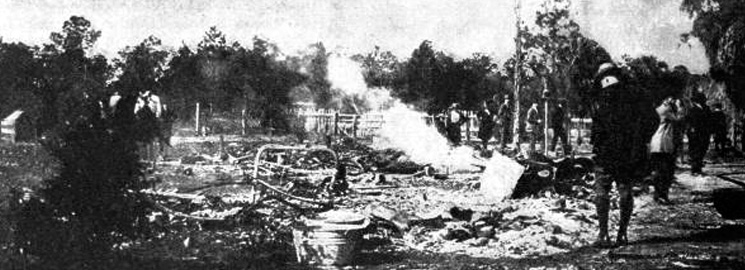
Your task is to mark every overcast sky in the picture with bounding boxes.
[0,0,710,73]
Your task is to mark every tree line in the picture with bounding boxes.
[1,7,703,139]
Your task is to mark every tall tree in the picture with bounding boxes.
[36,16,111,133]
[112,35,170,96]
[682,0,745,107]
[196,26,235,112]
[228,37,305,129]
[0,41,40,119]
[17,17,151,267]
[511,0,611,116]
[352,46,401,88]
[460,53,501,110]
[395,40,439,112]
[161,45,203,119]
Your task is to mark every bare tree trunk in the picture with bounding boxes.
[512,0,522,151]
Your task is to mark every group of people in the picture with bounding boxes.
[590,62,728,248]
[437,62,729,249]
[435,93,572,156]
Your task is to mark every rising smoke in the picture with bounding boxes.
[325,55,524,200]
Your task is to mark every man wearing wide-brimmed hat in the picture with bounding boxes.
[591,62,654,247]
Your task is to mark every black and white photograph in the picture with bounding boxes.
[1,0,745,269]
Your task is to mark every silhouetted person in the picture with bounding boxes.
[591,63,653,247]
[434,113,447,136]
[711,103,728,151]
[550,103,570,155]
[497,95,513,150]
[525,102,541,153]
[445,103,466,146]
[686,92,711,175]
[477,101,496,150]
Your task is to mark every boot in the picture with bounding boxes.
[617,185,633,246]
[593,193,612,248]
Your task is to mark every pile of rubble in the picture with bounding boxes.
[151,137,611,260]
[358,194,600,258]
[406,198,597,258]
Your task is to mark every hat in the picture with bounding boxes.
[596,62,617,77]
[596,62,621,89]
[600,76,620,89]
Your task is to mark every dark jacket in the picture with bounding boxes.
[550,105,565,130]
[497,103,512,124]
[477,109,495,140]
[686,102,711,137]
[591,81,654,175]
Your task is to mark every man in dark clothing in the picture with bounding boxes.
[591,63,655,247]
[687,92,711,175]
[434,113,447,136]
[477,101,496,150]
[550,103,571,156]
[497,95,513,150]
[710,103,728,151]
[526,102,541,153]
[445,103,466,146]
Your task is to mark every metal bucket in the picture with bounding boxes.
[292,210,369,266]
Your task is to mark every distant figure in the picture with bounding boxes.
[476,101,496,150]
[686,92,711,175]
[497,95,513,150]
[108,91,122,116]
[591,62,653,247]
[434,113,447,136]
[649,96,683,205]
[135,90,163,118]
[109,89,172,162]
[525,102,541,153]
[134,90,163,143]
[672,98,687,165]
[550,103,570,156]
[711,103,728,151]
[445,103,466,146]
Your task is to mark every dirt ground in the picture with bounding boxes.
[3,136,745,270]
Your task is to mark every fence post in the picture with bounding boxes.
[241,109,246,136]
[220,135,225,158]
[353,115,358,138]
[195,102,200,136]
[465,111,470,143]
[544,100,549,155]
[334,112,339,135]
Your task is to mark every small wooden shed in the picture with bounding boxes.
[1,110,36,143]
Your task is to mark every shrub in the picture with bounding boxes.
[15,100,153,268]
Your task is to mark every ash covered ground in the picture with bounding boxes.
[7,133,731,270]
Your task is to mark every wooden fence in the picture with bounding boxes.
[295,108,592,145]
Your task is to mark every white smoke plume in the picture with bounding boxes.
[371,102,481,173]
[327,55,367,97]
[326,55,395,112]
[325,54,523,200]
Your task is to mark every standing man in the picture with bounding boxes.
[550,102,571,156]
[710,103,728,151]
[445,103,466,146]
[477,101,496,151]
[687,92,711,175]
[525,102,541,153]
[591,63,654,247]
[649,96,683,204]
[497,95,513,150]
